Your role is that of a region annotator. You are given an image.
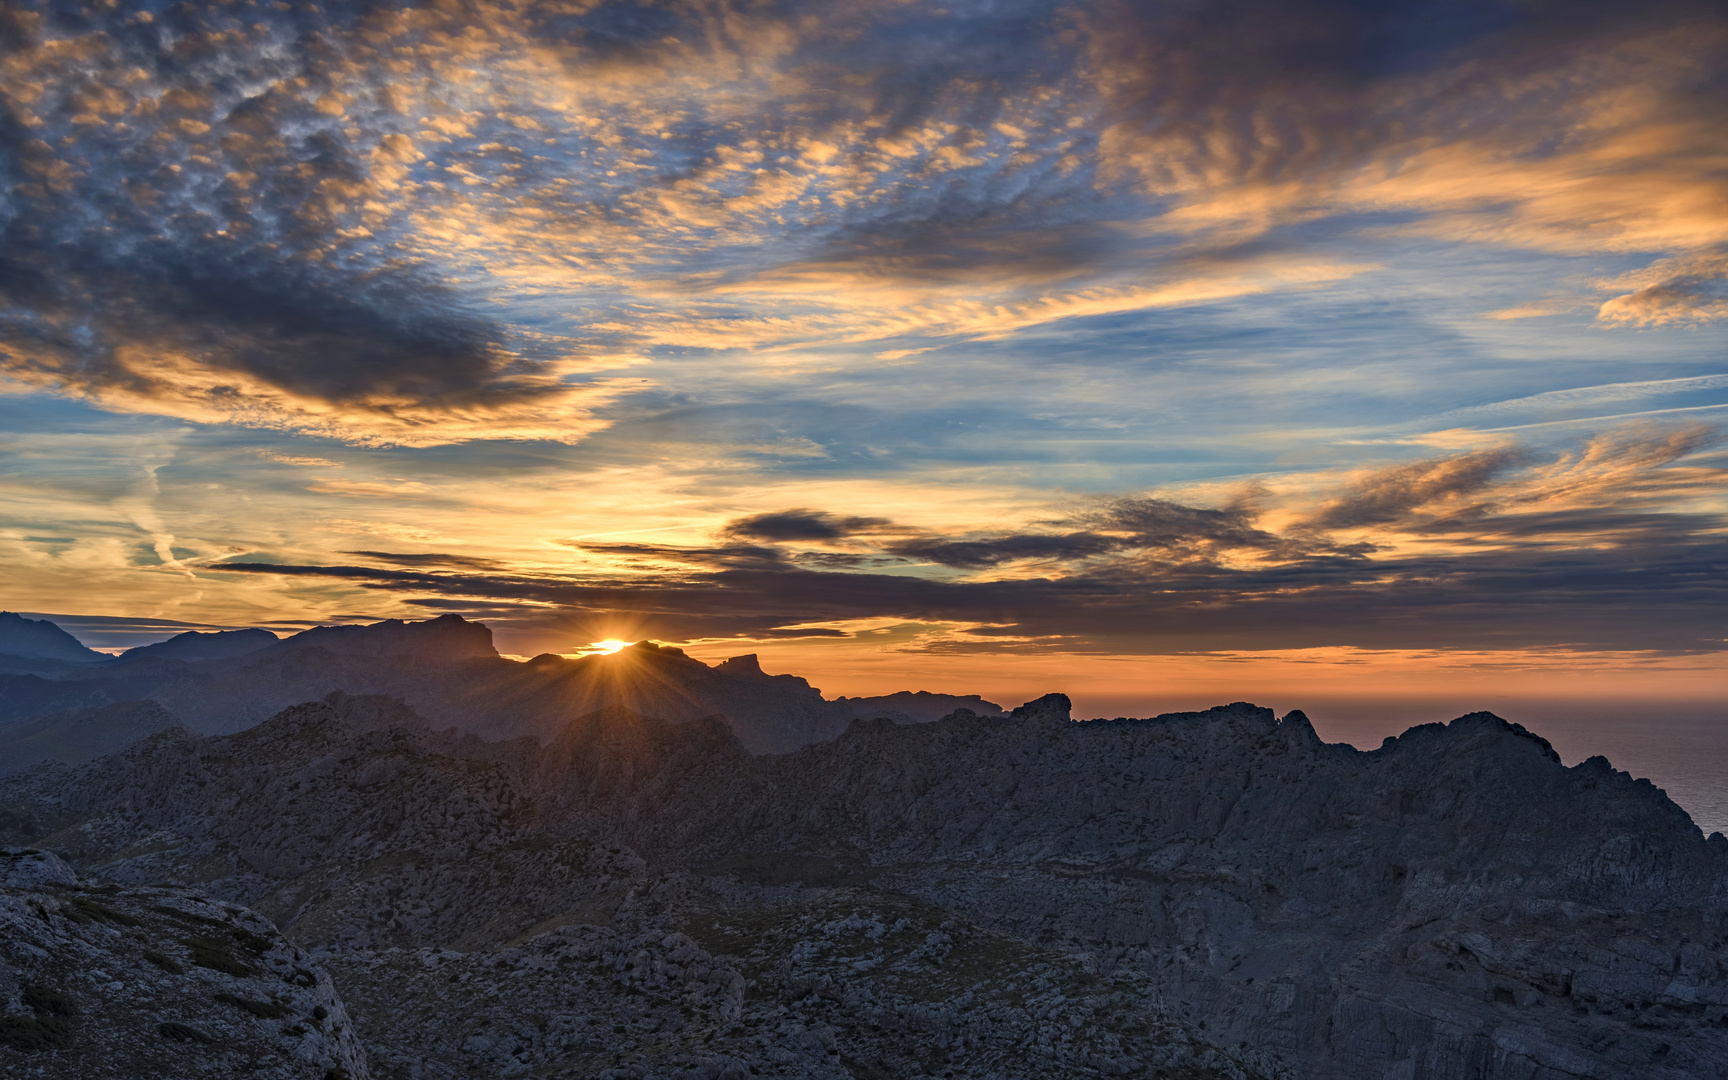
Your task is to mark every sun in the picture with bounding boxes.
[593,639,630,654]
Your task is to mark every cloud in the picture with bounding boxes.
[723,509,890,542]
[0,2,634,445]
[4,0,1725,670]
[1596,253,1728,327]
[255,451,346,468]
[1308,448,1526,529]
[1086,0,1728,286]
[885,532,1125,569]
[207,424,1728,655]
[342,551,504,570]
[0,0,1719,454]
[306,480,431,497]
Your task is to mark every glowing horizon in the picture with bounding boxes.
[1,0,1724,718]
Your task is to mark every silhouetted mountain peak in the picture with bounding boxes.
[118,627,278,663]
[1008,692,1071,722]
[838,689,1006,722]
[0,612,105,663]
[274,613,497,661]
[714,653,764,676]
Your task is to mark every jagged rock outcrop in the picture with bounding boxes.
[718,706,1728,1079]
[0,849,368,1078]
[454,701,1728,1078]
[442,642,853,752]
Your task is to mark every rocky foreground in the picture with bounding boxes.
[0,848,367,1078]
[3,691,1727,1079]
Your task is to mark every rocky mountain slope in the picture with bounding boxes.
[2,687,1724,1079]
[0,848,368,1078]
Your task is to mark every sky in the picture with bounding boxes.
[1,0,1725,721]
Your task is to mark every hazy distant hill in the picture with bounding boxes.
[0,612,107,664]
[0,673,116,723]
[0,700,179,775]
[836,688,1004,722]
[115,627,278,663]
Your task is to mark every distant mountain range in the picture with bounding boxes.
[0,612,1002,757]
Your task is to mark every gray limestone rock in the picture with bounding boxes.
[0,873,368,1078]
[1,849,77,889]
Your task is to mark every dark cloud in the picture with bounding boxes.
[1308,448,1525,529]
[0,0,599,443]
[208,431,1728,655]
[570,541,790,571]
[1088,0,1726,154]
[723,509,890,542]
[885,532,1124,569]
[875,493,1346,568]
[206,531,1728,655]
[342,552,506,570]
[0,230,518,396]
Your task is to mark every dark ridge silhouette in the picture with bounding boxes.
[116,628,278,663]
[0,612,107,664]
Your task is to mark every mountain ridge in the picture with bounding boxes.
[0,614,1007,753]
[115,628,279,663]
[3,690,1724,1077]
